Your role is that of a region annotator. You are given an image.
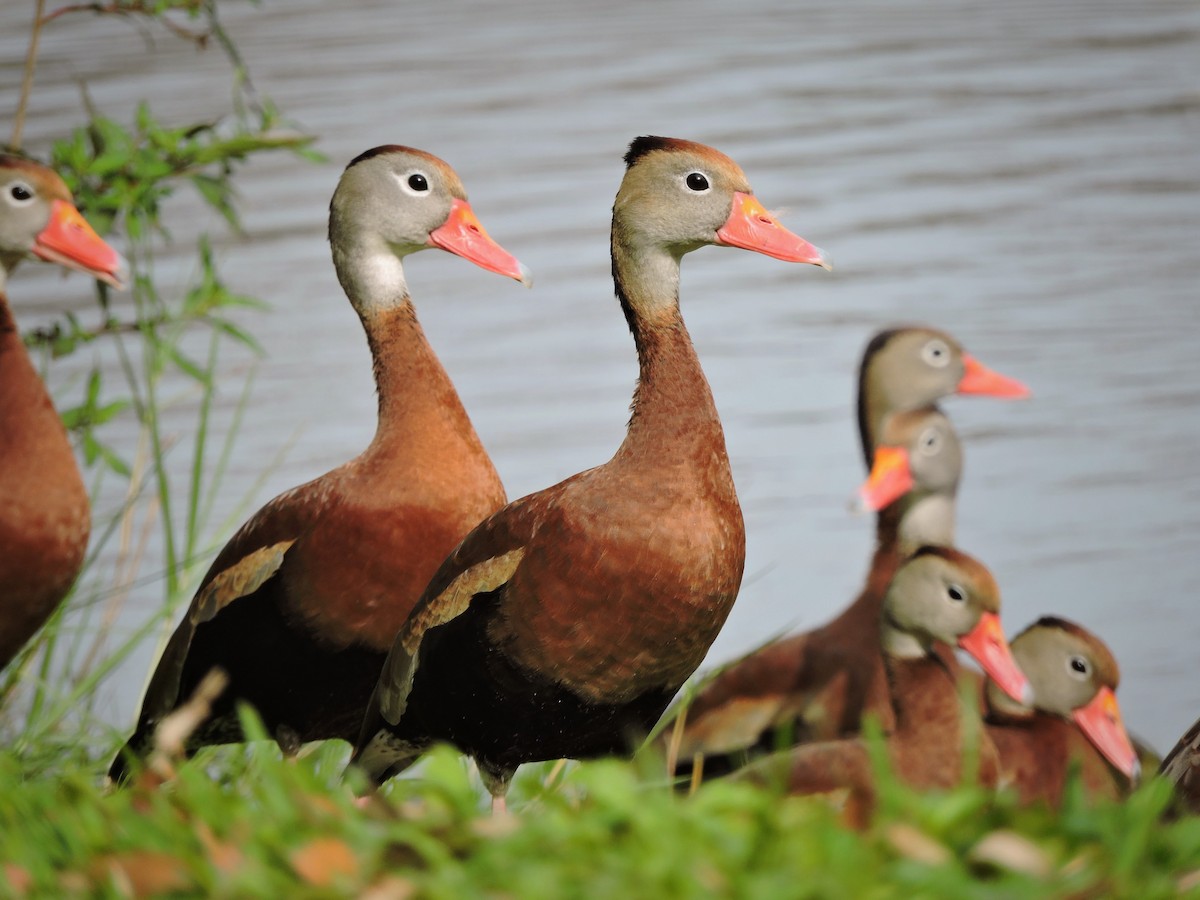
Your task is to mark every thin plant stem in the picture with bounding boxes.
[11,0,48,149]
[184,332,219,566]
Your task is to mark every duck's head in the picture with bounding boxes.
[0,154,127,289]
[884,546,1031,705]
[989,616,1140,780]
[329,145,530,307]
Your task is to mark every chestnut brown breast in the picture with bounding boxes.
[0,301,89,667]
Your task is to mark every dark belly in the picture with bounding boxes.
[393,590,678,770]
[181,581,388,746]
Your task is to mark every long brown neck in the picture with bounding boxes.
[358,303,489,466]
[611,244,727,473]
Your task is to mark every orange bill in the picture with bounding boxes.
[958,611,1032,705]
[33,199,127,289]
[428,198,532,286]
[1071,686,1141,781]
[857,445,914,511]
[715,192,830,268]
[957,353,1030,398]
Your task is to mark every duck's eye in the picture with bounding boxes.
[685,172,710,193]
[7,182,34,205]
[921,339,951,368]
[946,584,966,603]
[918,428,941,456]
[397,171,431,196]
[1068,656,1090,678]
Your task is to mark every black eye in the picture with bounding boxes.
[1070,657,1089,675]
[685,172,709,192]
[408,174,429,192]
[921,340,951,368]
[9,183,32,202]
[947,584,965,602]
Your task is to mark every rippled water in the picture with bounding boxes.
[2,0,1198,754]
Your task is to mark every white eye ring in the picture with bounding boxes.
[5,181,36,207]
[1067,656,1090,680]
[946,583,966,603]
[921,339,951,368]
[683,171,712,194]
[396,170,432,197]
[917,427,941,456]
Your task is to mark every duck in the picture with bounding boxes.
[108,146,529,782]
[984,616,1140,807]
[668,404,965,775]
[734,546,1030,828]
[1161,716,1200,817]
[666,328,1027,775]
[350,136,830,813]
[0,154,127,671]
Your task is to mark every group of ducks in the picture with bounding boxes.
[1,138,1197,821]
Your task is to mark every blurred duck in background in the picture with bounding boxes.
[0,154,127,672]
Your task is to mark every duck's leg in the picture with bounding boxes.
[480,761,515,817]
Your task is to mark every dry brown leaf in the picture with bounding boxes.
[883,822,952,866]
[290,837,359,887]
[1,863,32,896]
[1177,869,1200,893]
[195,822,245,876]
[90,850,192,897]
[969,829,1053,879]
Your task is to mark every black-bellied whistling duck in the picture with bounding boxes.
[0,155,127,671]
[735,546,1030,828]
[1161,716,1200,817]
[985,617,1139,807]
[108,146,529,782]
[857,326,1029,467]
[665,327,1028,776]
[350,136,829,812]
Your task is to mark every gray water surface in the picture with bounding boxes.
[2,0,1198,755]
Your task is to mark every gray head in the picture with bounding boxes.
[883,546,1030,704]
[611,136,827,326]
[857,326,1029,465]
[0,154,126,290]
[856,406,962,550]
[328,145,529,314]
[986,616,1139,780]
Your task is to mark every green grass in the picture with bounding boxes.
[0,710,1197,899]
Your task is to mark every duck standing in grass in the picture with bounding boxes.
[351,136,830,812]
[109,146,529,782]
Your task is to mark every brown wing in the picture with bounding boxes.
[132,482,324,727]
[1162,715,1200,815]
[372,488,553,726]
